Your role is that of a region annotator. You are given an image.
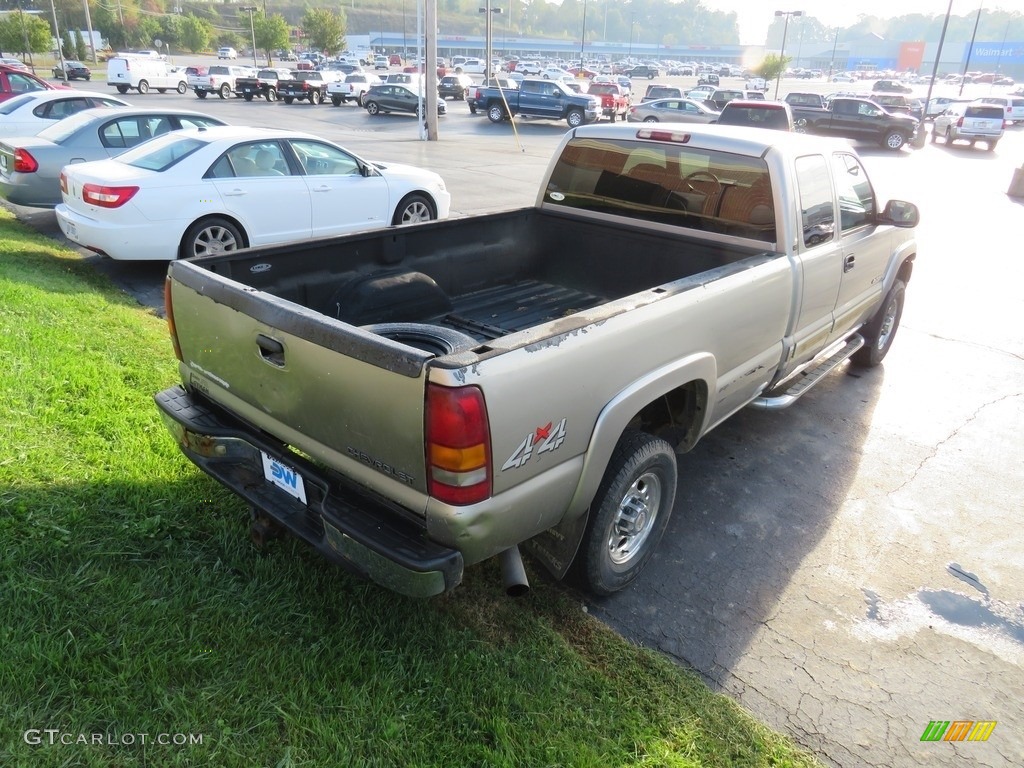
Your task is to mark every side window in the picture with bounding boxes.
[9,73,46,94]
[289,139,360,176]
[37,97,90,119]
[795,155,835,248]
[100,118,146,148]
[831,153,875,231]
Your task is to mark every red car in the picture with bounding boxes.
[586,81,631,122]
[1,64,67,103]
[568,66,598,80]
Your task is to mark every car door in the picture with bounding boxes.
[207,140,311,246]
[828,151,890,345]
[288,138,389,236]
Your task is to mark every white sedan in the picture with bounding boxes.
[55,126,451,261]
[0,90,129,137]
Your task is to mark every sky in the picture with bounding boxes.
[697,0,1014,45]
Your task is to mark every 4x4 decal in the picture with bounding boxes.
[501,419,567,471]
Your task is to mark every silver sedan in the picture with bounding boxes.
[0,107,226,208]
[626,98,720,124]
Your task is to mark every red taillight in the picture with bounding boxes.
[12,148,38,173]
[82,183,139,208]
[164,276,182,362]
[426,383,491,505]
[60,169,68,193]
[956,116,964,127]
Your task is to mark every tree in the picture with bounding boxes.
[254,12,291,66]
[755,53,790,82]
[180,14,213,55]
[61,29,75,59]
[302,8,346,57]
[0,12,51,57]
[74,29,87,61]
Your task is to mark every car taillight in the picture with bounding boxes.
[60,170,68,193]
[82,183,139,208]
[956,116,964,127]
[12,148,38,173]
[426,383,491,506]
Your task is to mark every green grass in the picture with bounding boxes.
[0,208,821,768]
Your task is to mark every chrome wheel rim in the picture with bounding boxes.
[193,225,238,256]
[607,470,662,566]
[400,202,431,224]
[876,295,898,350]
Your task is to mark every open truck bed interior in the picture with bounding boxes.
[193,208,775,343]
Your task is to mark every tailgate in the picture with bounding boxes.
[167,261,433,501]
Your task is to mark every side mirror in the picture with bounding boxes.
[878,200,919,227]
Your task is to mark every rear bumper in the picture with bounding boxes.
[155,385,463,597]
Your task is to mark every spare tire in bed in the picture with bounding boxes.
[360,323,477,356]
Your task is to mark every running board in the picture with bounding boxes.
[750,335,865,411]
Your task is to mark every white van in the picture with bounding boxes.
[107,56,187,95]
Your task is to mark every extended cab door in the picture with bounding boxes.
[828,151,890,344]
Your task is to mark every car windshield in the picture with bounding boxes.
[0,93,37,115]
[115,133,207,172]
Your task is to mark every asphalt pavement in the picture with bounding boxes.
[3,72,1022,767]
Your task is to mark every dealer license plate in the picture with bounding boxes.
[260,451,307,504]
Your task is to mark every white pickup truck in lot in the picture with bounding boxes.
[157,125,919,599]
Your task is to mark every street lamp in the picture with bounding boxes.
[240,6,258,68]
[578,0,587,72]
[478,2,503,79]
[773,10,803,99]
[628,13,635,61]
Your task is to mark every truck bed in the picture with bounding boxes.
[194,207,772,344]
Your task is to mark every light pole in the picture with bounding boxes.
[828,28,839,81]
[773,9,802,100]
[627,13,635,61]
[240,6,258,68]
[578,0,587,71]
[479,2,503,79]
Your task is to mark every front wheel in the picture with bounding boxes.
[575,430,677,596]
[219,83,231,99]
[883,131,907,151]
[852,279,906,367]
[392,193,435,225]
[180,217,244,260]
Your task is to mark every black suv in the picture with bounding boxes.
[625,65,660,80]
[438,74,473,100]
[698,73,720,86]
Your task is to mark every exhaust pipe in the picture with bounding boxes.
[499,546,530,597]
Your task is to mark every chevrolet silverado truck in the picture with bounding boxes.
[156,124,919,599]
[234,67,293,101]
[479,78,601,127]
[192,64,251,99]
[792,96,919,150]
[279,71,343,105]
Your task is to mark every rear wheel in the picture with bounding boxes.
[243,93,253,101]
[196,90,208,99]
[331,96,342,106]
[852,279,906,367]
[488,104,506,122]
[309,89,322,105]
[176,81,187,94]
[575,430,677,596]
[219,83,231,99]
[266,87,277,102]
[116,84,129,94]
[392,193,435,225]
[643,116,658,123]
[283,96,294,104]
[180,217,244,260]
[157,87,166,93]
[988,140,998,152]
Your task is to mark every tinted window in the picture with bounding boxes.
[831,153,875,231]
[6,73,47,94]
[965,106,1004,119]
[120,135,206,171]
[795,155,835,248]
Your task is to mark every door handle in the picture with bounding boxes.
[844,254,856,273]
[256,334,285,367]
[311,185,332,192]
[224,189,248,196]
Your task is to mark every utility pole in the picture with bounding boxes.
[240,6,258,68]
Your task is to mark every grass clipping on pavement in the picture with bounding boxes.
[0,209,820,768]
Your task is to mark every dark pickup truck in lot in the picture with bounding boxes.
[792,96,919,150]
[278,71,342,105]
[234,68,292,102]
[479,78,601,127]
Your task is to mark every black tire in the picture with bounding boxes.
[487,103,506,123]
[331,96,342,106]
[575,430,677,596]
[391,193,435,225]
[988,140,998,152]
[309,89,322,105]
[157,87,166,94]
[116,84,129,94]
[283,96,294,104]
[176,81,187,94]
[882,130,907,151]
[244,93,253,102]
[196,90,207,99]
[266,87,277,102]
[643,116,658,123]
[359,323,476,355]
[180,217,245,260]
[138,80,149,94]
[85,75,91,81]
[366,101,379,115]
[852,279,906,367]
[219,83,231,99]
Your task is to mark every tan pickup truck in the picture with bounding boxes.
[156,124,919,598]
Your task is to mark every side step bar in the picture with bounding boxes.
[750,335,865,411]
